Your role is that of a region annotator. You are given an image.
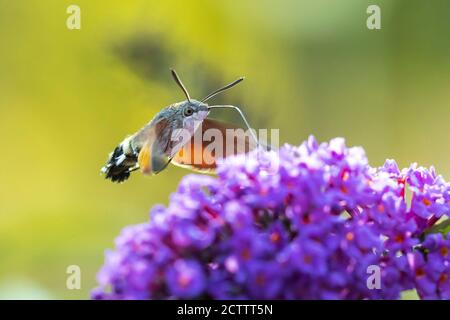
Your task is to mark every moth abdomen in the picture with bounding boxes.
[102,139,138,183]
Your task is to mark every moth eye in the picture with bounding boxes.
[183,107,194,117]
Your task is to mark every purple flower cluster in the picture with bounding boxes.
[92,136,450,299]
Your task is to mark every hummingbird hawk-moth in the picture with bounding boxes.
[101,69,258,183]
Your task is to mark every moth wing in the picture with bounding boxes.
[171,118,256,171]
[138,140,153,174]
[137,118,173,175]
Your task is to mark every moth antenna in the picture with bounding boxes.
[201,77,245,102]
[207,104,259,146]
[170,69,191,102]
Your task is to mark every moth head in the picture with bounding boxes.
[169,68,244,134]
[174,100,209,136]
[181,100,209,121]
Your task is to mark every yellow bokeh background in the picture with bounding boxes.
[0,0,449,299]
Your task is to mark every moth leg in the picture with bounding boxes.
[128,165,140,173]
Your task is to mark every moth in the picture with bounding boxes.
[101,69,259,183]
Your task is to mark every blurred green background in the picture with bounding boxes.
[0,0,449,299]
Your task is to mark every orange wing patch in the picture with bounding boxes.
[171,118,256,172]
[138,141,152,175]
[172,139,216,171]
